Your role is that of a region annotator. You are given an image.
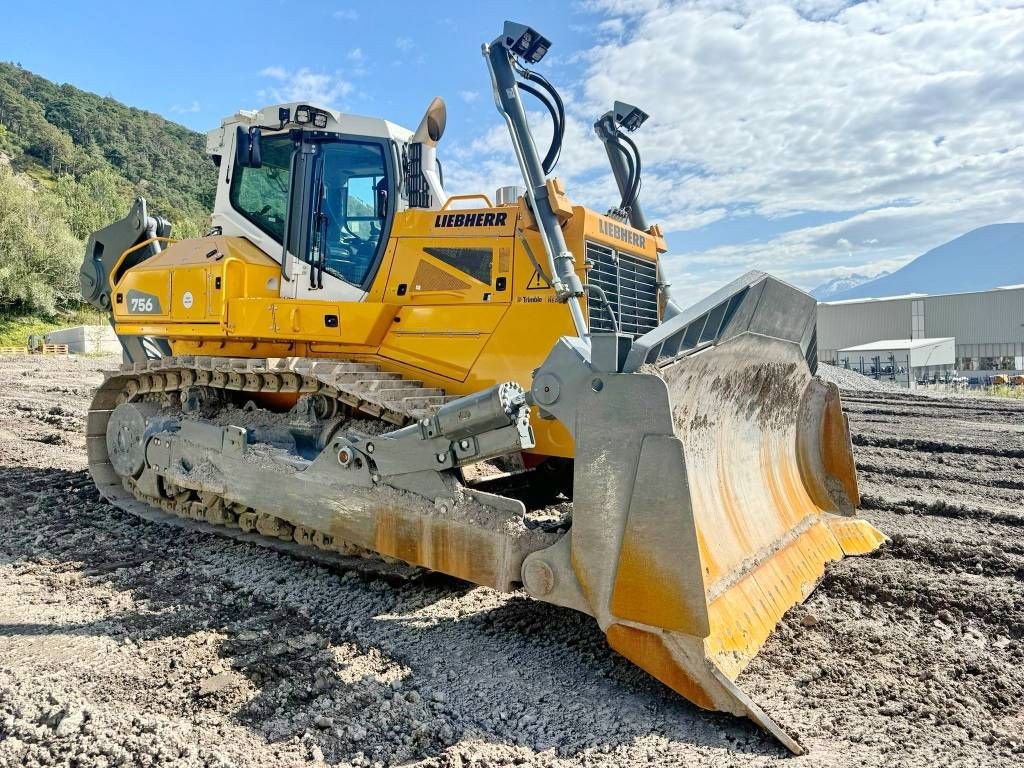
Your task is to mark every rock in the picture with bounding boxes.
[937,609,955,624]
[198,672,239,697]
[314,715,333,729]
[878,701,905,716]
[800,613,821,628]
[53,707,87,736]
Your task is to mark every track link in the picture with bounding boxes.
[86,355,461,577]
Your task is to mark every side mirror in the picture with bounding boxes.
[235,126,262,169]
[376,184,388,219]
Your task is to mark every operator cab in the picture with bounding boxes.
[206,103,444,302]
[229,130,392,290]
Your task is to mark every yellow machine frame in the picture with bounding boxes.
[109,197,667,458]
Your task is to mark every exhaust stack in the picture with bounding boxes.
[409,97,447,208]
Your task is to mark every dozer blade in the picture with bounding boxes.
[522,272,885,753]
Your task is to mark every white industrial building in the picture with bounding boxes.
[836,337,955,388]
[818,285,1024,383]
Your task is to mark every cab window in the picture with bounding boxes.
[229,133,293,242]
[313,140,389,287]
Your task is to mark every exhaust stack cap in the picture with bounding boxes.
[495,186,524,206]
[412,97,447,146]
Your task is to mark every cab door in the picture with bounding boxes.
[289,137,396,303]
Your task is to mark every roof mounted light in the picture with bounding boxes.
[501,20,551,64]
[613,101,648,132]
[293,104,330,129]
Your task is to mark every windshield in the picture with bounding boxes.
[311,140,389,287]
[229,133,293,242]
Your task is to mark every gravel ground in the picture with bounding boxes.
[0,354,1021,767]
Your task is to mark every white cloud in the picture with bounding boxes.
[458,90,479,103]
[395,37,414,52]
[257,67,353,107]
[574,0,1024,302]
[670,187,1024,302]
[596,17,625,36]
[170,100,200,114]
[259,66,287,80]
[445,1,1024,305]
[347,48,364,62]
[333,8,358,20]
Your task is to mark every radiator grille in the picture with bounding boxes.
[585,242,660,337]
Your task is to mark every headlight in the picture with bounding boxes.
[502,21,552,64]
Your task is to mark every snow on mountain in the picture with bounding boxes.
[811,272,886,300]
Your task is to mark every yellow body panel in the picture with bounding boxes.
[110,196,660,458]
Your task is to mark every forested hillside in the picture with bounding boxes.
[0,61,216,317]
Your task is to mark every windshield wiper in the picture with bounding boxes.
[311,176,327,290]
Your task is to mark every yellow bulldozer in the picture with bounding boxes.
[79,21,884,753]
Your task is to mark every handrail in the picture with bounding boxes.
[440,194,494,210]
[109,237,178,290]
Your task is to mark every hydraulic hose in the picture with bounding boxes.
[617,130,642,209]
[515,66,565,174]
[585,284,620,334]
[517,82,562,174]
[614,140,636,210]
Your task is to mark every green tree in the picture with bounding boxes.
[0,60,218,313]
[0,164,81,315]
[56,167,133,240]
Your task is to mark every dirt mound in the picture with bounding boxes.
[816,363,898,392]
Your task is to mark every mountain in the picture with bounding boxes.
[821,223,1024,302]
[811,271,887,300]
[0,62,216,316]
[0,61,214,229]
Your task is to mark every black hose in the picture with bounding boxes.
[617,130,642,208]
[530,71,565,172]
[516,65,566,174]
[517,82,562,173]
[614,140,636,210]
[585,284,620,334]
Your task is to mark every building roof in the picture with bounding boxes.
[838,337,954,353]
[820,284,1024,305]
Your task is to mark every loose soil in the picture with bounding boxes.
[0,354,1021,767]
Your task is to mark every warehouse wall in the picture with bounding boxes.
[817,298,912,359]
[817,287,1024,369]
[922,289,1024,345]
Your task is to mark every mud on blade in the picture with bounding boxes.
[522,273,885,753]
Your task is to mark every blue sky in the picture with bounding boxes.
[3,1,1022,305]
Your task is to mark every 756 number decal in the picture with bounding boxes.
[124,290,162,315]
